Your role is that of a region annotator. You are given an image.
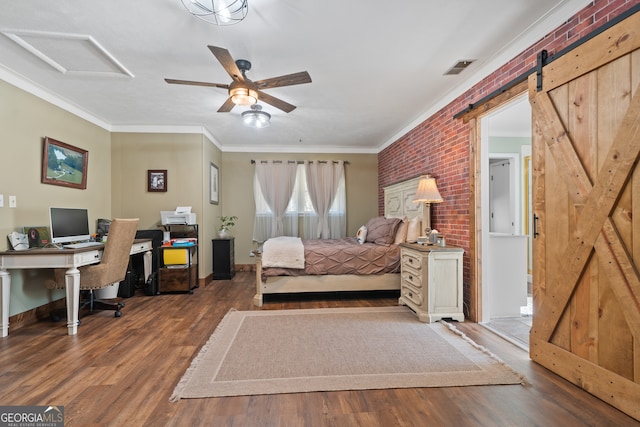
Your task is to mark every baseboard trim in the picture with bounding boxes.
[9,299,66,332]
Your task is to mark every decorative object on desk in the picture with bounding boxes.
[148,169,167,192]
[23,226,50,248]
[413,175,443,235]
[7,232,28,251]
[217,215,237,238]
[210,162,219,204]
[96,218,111,241]
[170,306,523,400]
[42,137,88,189]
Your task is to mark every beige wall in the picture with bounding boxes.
[1,79,378,318]
[111,132,222,277]
[0,80,111,316]
[221,152,379,265]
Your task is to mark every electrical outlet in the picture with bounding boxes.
[9,196,16,208]
[0,194,3,208]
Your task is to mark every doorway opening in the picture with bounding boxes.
[480,94,532,350]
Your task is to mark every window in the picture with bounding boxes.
[253,162,346,242]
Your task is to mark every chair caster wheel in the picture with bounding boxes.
[114,311,122,318]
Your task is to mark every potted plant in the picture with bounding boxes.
[218,215,238,238]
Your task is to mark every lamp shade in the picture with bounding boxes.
[413,176,443,203]
[229,85,258,105]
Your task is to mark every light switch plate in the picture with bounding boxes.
[9,195,16,208]
[0,194,3,207]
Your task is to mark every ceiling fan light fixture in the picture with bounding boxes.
[181,0,248,26]
[229,86,257,105]
[242,105,271,128]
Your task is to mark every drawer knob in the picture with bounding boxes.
[408,259,413,263]
[409,275,413,281]
[408,292,413,297]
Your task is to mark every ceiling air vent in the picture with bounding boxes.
[444,59,475,76]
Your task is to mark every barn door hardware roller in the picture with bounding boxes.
[536,50,548,92]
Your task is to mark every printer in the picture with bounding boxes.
[160,207,197,225]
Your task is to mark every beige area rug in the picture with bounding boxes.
[170,306,523,401]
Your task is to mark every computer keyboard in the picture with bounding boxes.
[63,241,103,249]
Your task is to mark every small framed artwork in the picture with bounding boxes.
[148,169,167,192]
[42,137,88,189]
[210,162,219,204]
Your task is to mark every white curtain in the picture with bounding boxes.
[253,161,347,242]
[253,161,298,242]
[304,161,345,239]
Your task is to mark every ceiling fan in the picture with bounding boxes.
[165,45,311,113]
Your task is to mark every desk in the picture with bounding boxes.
[0,239,152,337]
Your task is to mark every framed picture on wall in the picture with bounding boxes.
[148,169,167,192]
[41,137,88,189]
[210,162,219,204]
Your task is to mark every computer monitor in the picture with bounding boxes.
[49,207,91,245]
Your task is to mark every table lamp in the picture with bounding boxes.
[413,175,443,235]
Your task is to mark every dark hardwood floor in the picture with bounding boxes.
[1,272,638,426]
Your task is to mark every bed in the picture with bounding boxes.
[253,176,425,307]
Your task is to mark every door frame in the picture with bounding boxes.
[461,79,529,322]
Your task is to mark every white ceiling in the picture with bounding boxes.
[0,0,587,153]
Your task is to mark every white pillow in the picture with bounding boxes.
[394,216,409,244]
[356,225,367,244]
[406,216,421,243]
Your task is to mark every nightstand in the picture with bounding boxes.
[398,243,464,323]
[212,238,235,280]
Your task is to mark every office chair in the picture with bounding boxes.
[47,218,139,318]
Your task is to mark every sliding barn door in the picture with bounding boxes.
[529,11,640,420]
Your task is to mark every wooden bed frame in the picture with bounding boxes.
[253,176,424,307]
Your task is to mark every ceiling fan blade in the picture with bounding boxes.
[208,45,244,82]
[253,71,312,89]
[257,90,296,113]
[165,78,229,89]
[217,97,236,113]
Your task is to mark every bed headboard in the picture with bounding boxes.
[383,176,424,220]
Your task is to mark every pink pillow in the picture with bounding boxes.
[365,217,402,245]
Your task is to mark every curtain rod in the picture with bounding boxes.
[251,160,349,164]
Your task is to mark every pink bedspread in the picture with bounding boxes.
[261,237,400,277]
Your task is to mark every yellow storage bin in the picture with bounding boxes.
[163,248,189,265]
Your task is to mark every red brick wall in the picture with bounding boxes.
[378,0,639,300]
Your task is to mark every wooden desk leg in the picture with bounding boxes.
[64,268,80,336]
[0,268,10,337]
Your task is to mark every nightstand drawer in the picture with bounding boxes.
[401,284,423,307]
[401,269,423,288]
[402,251,424,272]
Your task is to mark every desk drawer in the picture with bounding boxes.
[75,250,102,265]
[130,241,152,254]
